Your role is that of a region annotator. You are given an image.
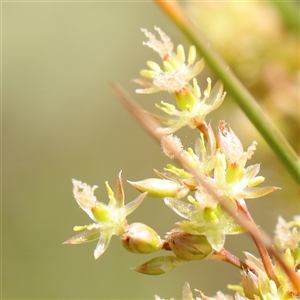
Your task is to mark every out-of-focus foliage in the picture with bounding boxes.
[185,1,299,152]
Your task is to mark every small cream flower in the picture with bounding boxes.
[274,216,299,251]
[135,26,204,95]
[155,78,226,134]
[214,121,279,200]
[121,222,163,254]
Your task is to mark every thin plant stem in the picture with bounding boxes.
[211,248,256,274]
[237,201,280,287]
[154,0,300,185]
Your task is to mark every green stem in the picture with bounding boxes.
[155,0,300,185]
[271,1,299,35]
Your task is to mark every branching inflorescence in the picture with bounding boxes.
[64,27,300,299]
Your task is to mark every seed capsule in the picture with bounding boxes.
[132,255,186,275]
[128,178,184,198]
[121,222,163,254]
[166,228,212,261]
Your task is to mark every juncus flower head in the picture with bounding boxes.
[134,27,226,134]
[274,215,299,251]
[135,26,204,95]
[121,222,164,254]
[63,171,147,259]
[165,228,212,261]
[141,122,277,251]
[165,195,244,252]
[155,78,226,134]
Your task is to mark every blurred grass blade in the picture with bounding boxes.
[154,0,299,185]
[271,1,299,35]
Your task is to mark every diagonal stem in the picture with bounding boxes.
[237,201,280,286]
[210,247,257,275]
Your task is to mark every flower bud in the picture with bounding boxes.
[242,270,262,299]
[182,282,194,300]
[121,223,163,254]
[132,255,186,275]
[128,178,183,198]
[216,120,243,164]
[166,228,212,261]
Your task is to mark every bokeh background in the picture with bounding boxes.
[2,1,299,299]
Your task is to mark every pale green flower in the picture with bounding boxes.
[134,27,225,134]
[155,78,226,134]
[274,215,300,251]
[121,222,163,254]
[165,197,244,251]
[63,172,147,259]
[165,228,212,261]
[215,121,279,199]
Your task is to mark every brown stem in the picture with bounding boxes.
[237,201,280,287]
[211,248,257,275]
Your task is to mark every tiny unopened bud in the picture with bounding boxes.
[128,178,183,198]
[182,282,194,300]
[121,223,163,254]
[166,228,212,261]
[242,270,261,299]
[132,255,186,275]
[216,120,243,164]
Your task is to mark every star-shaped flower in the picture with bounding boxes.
[134,26,204,95]
[63,171,147,259]
[164,196,244,252]
[154,78,226,134]
[215,121,279,199]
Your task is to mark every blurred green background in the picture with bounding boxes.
[2,1,299,299]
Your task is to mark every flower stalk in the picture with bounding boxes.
[236,201,280,287]
[210,247,256,274]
